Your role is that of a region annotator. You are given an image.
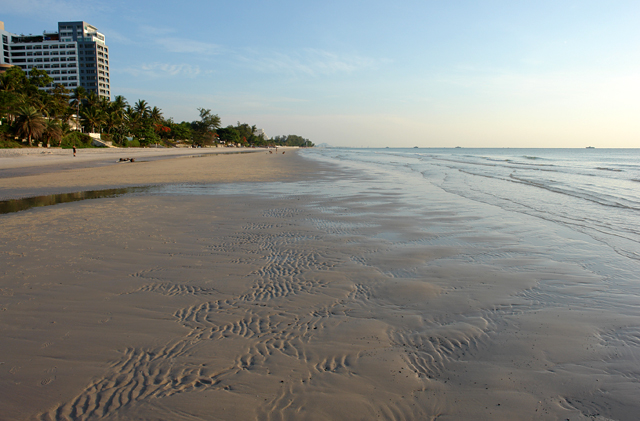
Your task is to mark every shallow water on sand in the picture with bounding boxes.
[152,148,640,418]
[2,148,640,420]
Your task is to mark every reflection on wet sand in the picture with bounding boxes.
[0,187,151,214]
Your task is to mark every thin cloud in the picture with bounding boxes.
[239,48,378,77]
[157,37,222,55]
[2,0,108,20]
[119,63,201,78]
[101,28,134,45]
[138,24,176,37]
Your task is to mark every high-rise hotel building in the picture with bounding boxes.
[0,20,110,98]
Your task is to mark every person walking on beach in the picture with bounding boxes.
[73,146,76,157]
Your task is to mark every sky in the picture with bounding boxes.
[1,0,639,147]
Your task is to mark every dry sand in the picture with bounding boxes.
[0,149,638,420]
[0,148,307,200]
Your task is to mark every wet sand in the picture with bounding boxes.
[1,149,638,420]
[0,148,304,201]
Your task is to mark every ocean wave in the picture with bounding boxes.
[596,167,623,172]
[508,174,640,211]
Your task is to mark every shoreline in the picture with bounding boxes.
[1,148,638,420]
[0,147,311,201]
[0,146,286,173]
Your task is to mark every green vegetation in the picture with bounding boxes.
[0,67,314,148]
[271,135,313,147]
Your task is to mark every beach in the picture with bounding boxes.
[0,148,307,200]
[1,148,639,420]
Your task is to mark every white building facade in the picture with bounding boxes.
[0,20,110,99]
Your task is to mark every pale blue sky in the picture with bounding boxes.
[2,0,639,147]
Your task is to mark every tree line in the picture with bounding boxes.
[0,67,314,148]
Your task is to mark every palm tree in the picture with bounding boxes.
[47,84,71,123]
[70,86,87,131]
[30,93,49,119]
[81,106,105,134]
[124,106,140,134]
[150,106,163,123]
[111,95,128,114]
[42,120,63,147]
[98,95,110,112]
[85,91,100,110]
[14,105,46,146]
[133,99,150,119]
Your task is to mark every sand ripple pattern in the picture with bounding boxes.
[125,283,219,296]
[391,318,490,379]
[38,302,333,420]
[37,344,232,421]
[37,209,354,420]
[34,201,619,420]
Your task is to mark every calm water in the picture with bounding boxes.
[6,147,639,285]
[307,148,640,265]
[154,147,640,299]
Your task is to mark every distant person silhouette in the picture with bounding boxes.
[73,146,76,157]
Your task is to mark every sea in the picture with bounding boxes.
[219,146,640,416]
[168,145,640,320]
[304,147,640,277]
[159,147,640,307]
